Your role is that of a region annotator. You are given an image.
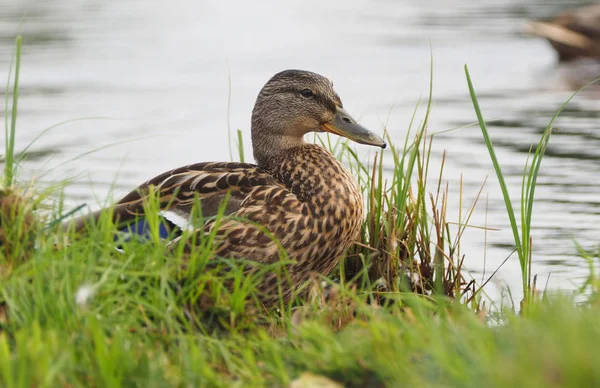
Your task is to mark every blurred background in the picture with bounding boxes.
[1,0,599,301]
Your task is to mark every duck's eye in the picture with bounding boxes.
[300,89,314,98]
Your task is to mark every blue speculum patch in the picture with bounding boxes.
[116,217,178,242]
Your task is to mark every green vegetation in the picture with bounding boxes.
[1,36,599,387]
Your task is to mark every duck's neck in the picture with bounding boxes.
[259,144,362,210]
[252,136,307,170]
[251,100,316,168]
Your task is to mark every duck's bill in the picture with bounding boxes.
[322,106,387,149]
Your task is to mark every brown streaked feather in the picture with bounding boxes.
[66,147,363,307]
[67,162,282,232]
[177,144,364,306]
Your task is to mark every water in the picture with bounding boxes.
[1,0,599,302]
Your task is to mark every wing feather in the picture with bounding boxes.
[66,162,282,232]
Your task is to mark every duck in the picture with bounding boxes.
[527,4,600,62]
[65,69,386,307]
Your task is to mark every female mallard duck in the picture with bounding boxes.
[527,4,600,62]
[67,69,386,306]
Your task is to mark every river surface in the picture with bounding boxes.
[1,0,599,302]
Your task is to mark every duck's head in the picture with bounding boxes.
[251,69,386,166]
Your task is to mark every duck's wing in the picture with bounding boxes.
[197,184,306,262]
[66,162,281,234]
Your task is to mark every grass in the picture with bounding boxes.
[466,66,600,305]
[3,36,20,188]
[1,36,599,387]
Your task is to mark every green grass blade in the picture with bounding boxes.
[5,36,22,187]
[524,77,600,252]
[464,65,525,292]
[237,129,245,163]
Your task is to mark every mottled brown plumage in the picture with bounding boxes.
[66,69,386,307]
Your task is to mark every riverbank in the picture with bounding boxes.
[2,36,599,387]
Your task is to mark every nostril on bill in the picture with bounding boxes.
[341,117,352,124]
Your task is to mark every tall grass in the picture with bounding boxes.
[3,36,21,187]
[339,62,475,303]
[465,65,600,305]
